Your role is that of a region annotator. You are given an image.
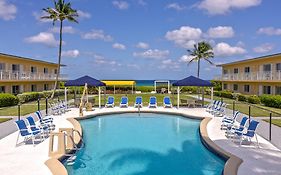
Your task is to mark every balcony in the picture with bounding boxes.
[215,71,281,81]
[0,71,68,81]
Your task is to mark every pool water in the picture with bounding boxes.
[65,113,225,175]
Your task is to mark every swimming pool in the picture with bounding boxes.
[65,113,225,175]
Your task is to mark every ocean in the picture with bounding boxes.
[136,80,176,86]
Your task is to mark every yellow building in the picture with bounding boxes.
[0,53,67,94]
[217,53,281,95]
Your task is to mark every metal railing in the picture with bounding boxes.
[214,71,281,81]
[0,70,67,81]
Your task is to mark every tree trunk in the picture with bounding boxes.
[50,21,63,99]
[197,59,200,78]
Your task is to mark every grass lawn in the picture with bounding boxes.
[0,118,12,123]
[0,94,74,116]
[204,95,281,117]
[264,119,281,127]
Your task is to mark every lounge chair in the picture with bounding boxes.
[134,96,142,108]
[225,116,248,138]
[148,96,157,108]
[221,111,240,129]
[120,96,128,108]
[163,96,172,108]
[35,111,55,130]
[233,120,260,147]
[26,116,49,137]
[105,96,114,107]
[14,120,43,146]
[206,100,218,112]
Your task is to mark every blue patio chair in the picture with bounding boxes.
[225,116,248,138]
[148,96,157,108]
[221,111,240,129]
[134,96,142,108]
[105,96,114,107]
[120,96,128,108]
[206,100,217,112]
[163,96,172,108]
[234,120,260,147]
[14,120,42,146]
[35,111,55,130]
[26,116,49,137]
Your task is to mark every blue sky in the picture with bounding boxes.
[0,0,280,80]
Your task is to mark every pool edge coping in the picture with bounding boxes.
[45,109,242,175]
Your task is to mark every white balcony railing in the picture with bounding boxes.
[215,71,281,81]
[0,70,68,81]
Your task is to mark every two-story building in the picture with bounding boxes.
[0,53,67,94]
[217,53,281,95]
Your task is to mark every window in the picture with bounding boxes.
[12,85,20,94]
[31,84,37,92]
[12,64,20,72]
[0,63,5,71]
[31,66,37,73]
[223,69,228,74]
[44,68,48,74]
[276,86,281,95]
[276,63,281,71]
[263,64,271,72]
[44,84,48,91]
[244,85,250,93]
[263,86,271,94]
[0,86,5,93]
[223,84,228,90]
[233,84,238,91]
[234,68,239,74]
[54,69,58,74]
[244,67,250,73]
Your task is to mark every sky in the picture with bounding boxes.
[0,0,280,80]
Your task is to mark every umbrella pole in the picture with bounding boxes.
[99,86,101,109]
[177,86,180,109]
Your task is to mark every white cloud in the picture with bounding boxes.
[133,49,169,59]
[165,26,202,48]
[197,0,262,15]
[127,64,140,69]
[49,26,76,34]
[82,29,113,42]
[136,42,149,49]
[257,27,281,36]
[62,49,80,58]
[33,11,52,23]
[214,42,246,56]
[112,43,126,50]
[159,59,180,69]
[179,55,195,62]
[25,32,61,47]
[137,0,147,6]
[112,1,129,10]
[207,26,234,38]
[77,10,91,19]
[253,43,274,53]
[0,0,17,20]
[166,3,186,11]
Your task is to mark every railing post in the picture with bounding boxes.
[248,105,251,122]
[18,104,21,121]
[46,98,48,115]
[37,98,40,111]
[233,100,235,117]
[269,112,272,141]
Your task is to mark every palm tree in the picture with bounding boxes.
[41,0,78,99]
[187,41,214,78]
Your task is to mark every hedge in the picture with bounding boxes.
[0,93,19,107]
[238,94,247,102]
[260,95,281,108]
[247,95,261,104]
[17,89,66,103]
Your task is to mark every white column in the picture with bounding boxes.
[114,85,115,94]
[154,81,156,92]
[64,87,67,108]
[99,87,101,109]
[132,85,133,94]
[168,81,170,93]
[177,86,180,109]
[211,87,214,103]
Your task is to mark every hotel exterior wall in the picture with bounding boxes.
[1,82,54,93]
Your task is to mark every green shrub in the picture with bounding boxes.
[135,86,154,92]
[260,95,281,108]
[238,94,247,102]
[247,95,261,104]
[214,91,221,97]
[0,93,19,107]
[17,89,66,103]
[220,90,234,99]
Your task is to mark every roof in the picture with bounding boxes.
[102,80,136,86]
[172,76,212,87]
[0,52,66,66]
[65,75,105,87]
[217,52,281,67]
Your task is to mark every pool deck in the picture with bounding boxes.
[0,107,281,175]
